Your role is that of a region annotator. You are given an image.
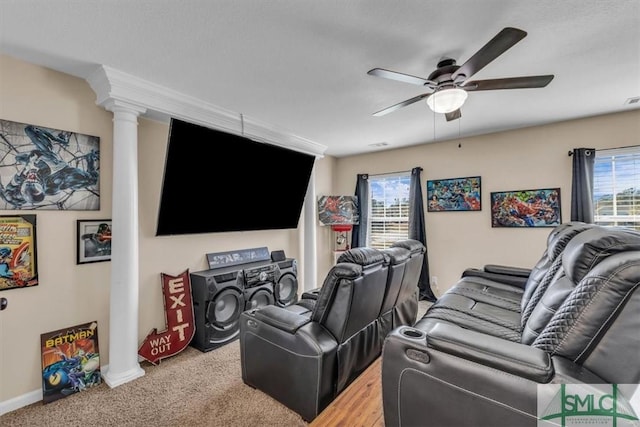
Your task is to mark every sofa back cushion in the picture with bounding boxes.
[522,227,640,345]
[520,222,594,312]
[313,247,388,343]
[379,247,410,316]
[530,229,640,383]
[391,239,426,304]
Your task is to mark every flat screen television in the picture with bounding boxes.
[156,118,316,236]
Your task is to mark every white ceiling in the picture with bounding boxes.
[1,1,639,157]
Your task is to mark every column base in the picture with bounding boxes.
[102,364,146,388]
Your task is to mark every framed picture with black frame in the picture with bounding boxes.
[426,176,481,212]
[490,188,561,228]
[77,219,112,264]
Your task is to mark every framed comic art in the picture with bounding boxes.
[0,119,100,210]
[427,176,481,212]
[490,188,561,228]
[0,214,38,291]
[77,219,112,264]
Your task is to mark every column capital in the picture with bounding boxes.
[103,99,147,117]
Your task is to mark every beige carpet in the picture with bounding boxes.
[1,340,308,427]
[2,300,433,427]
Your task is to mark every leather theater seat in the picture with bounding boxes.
[381,224,640,427]
[239,247,390,421]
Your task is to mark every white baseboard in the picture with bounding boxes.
[0,363,110,416]
[0,389,42,416]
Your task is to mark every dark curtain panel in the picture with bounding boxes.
[351,174,369,248]
[570,148,596,223]
[409,167,436,301]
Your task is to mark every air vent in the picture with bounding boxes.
[368,142,389,147]
[625,97,640,105]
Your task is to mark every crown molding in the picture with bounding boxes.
[87,65,326,157]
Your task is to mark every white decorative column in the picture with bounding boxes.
[87,64,326,389]
[303,165,317,291]
[102,100,146,388]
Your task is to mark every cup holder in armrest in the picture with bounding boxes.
[399,327,426,340]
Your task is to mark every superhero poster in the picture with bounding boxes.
[0,119,100,210]
[317,195,359,226]
[40,321,101,404]
[0,215,38,291]
[491,188,562,228]
[76,219,112,264]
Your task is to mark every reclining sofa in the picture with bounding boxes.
[382,222,640,426]
[239,240,426,421]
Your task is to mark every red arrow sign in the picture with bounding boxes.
[138,270,195,365]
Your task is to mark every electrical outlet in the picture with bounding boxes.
[431,276,438,286]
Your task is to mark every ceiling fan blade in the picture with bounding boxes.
[451,27,527,82]
[368,68,435,87]
[463,75,554,91]
[372,93,431,116]
[445,109,462,121]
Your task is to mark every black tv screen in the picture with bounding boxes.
[156,119,316,236]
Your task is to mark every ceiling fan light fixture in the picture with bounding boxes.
[426,88,468,114]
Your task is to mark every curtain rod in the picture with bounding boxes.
[369,168,414,177]
[568,144,640,156]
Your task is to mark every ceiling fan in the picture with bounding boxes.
[368,27,554,121]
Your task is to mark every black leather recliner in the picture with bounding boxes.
[239,247,390,421]
[382,224,640,427]
[299,239,426,348]
[388,239,427,328]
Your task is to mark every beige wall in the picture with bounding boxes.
[0,55,115,402]
[0,54,333,403]
[336,109,640,295]
[1,53,638,407]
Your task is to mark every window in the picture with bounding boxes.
[368,172,411,249]
[593,146,640,230]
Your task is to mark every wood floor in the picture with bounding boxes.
[309,302,432,426]
[310,357,384,427]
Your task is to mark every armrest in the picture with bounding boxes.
[484,264,531,278]
[461,268,528,288]
[427,323,553,383]
[253,305,311,334]
[301,287,322,300]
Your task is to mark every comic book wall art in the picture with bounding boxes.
[491,188,562,228]
[77,219,112,264]
[0,119,100,210]
[0,215,38,291]
[427,176,481,212]
[317,195,359,225]
[40,321,101,404]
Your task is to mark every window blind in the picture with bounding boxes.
[593,146,640,230]
[368,173,411,249]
